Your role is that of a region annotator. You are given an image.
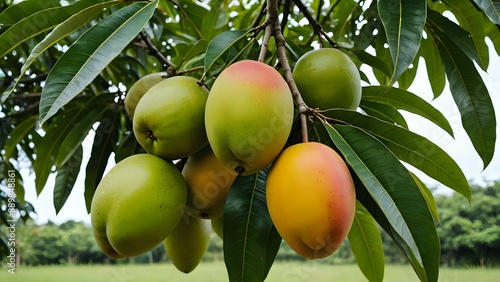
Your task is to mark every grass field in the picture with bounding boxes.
[1,262,499,282]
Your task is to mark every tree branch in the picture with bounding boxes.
[251,0,268,29]
[292,0,337,47]
[267,0,310,143]
[139,31,175,76]
[258,23,273,62]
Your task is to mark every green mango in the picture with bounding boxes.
[163,214,211,273]
[91,154,186,258]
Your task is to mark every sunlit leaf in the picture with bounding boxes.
[0,0,60,27]
[38,0,158,125]
[420,30,446,98]
[378,0,427,83]
[410,172,441,224]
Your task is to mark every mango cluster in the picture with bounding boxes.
[90,48,361,273]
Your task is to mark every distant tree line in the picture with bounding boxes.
[2,182,499,267]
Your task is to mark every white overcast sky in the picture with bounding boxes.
[17,39,500,225]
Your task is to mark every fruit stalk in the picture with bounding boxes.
[267,0,310,143]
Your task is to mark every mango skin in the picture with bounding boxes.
[266,142,356,259]
[90,154,187,258]
[205,60,294,175]
[182,146,237,219]
[293,48,361,111]
[124,72,166,119]
[163,214,211,273]
[211,216,223,239]
[133,76,209,160]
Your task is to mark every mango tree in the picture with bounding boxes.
[1,0,499,281]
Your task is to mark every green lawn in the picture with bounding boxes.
[1,262,499,282]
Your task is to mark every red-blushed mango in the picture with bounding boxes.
[90,154,187,258]
[266,142,356,259]
[205,60,294,175]
[293,48,361,111]
[182,145,237,219]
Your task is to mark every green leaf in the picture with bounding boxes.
[338,42,392,78]
[0,0,60,27]
[426,8,484,69]
[0,0,106,58]
[420,30,446,98]
[55,102,109,168]
[84,111,119,213]
[3,115,39,161]
[348,201,385,282]
[181,39,208,67]
[200,6,219,41]
[322,109,471,202]
[324,123,440,282]
[38,0,158,125]
[378,0,427,83]
[472,0,500,24]
[203,29,250,78]
[361,86,454,136]
[359,100,408,128]
[441,0,490,70]
[2,1,121,102]
[54,145,83,214]
[223,168,282,282]
[431,28,496,168]
[33,107,84,195]
[410,172,440,224]
[396,49,420,90]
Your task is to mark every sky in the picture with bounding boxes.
[17,40,500,226]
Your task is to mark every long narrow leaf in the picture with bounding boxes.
[223,168,281,282]
[420,30,446,98]
[203,29,250,78]
[54,145,83,214]
[322,109,471,202]
[0,0,60,27]
[431,28,496,168]
[2,1,122,101]
[38,0,159,125]
[359,100,408,128]
[410,172,440,224]
[84,111,119,213]
[348,201,385,282]
[325,122,440,282]
[427,8,483,69]
[472,0,500,24]
[0,0,106,58]
[3,115,38,160]
[378,0,427,83]
[33,107,83,195]
[361,86,453,136]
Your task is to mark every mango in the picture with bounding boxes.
[163,214,212,273]
[133,76,209,160]
[266,142,356,259]
[205,60,294,175]
[91,154,187,258]
[124,72,166,119]
[182,145,237,219]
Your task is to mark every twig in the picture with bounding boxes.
[291,0,337,47]
[139,31,175,76]
[258,23,273,62]
[251,0,268,29]
[280,0,292,32]
[267,0,310,143]
[175,66,204,76]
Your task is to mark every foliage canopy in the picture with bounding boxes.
[0,0,499,281]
